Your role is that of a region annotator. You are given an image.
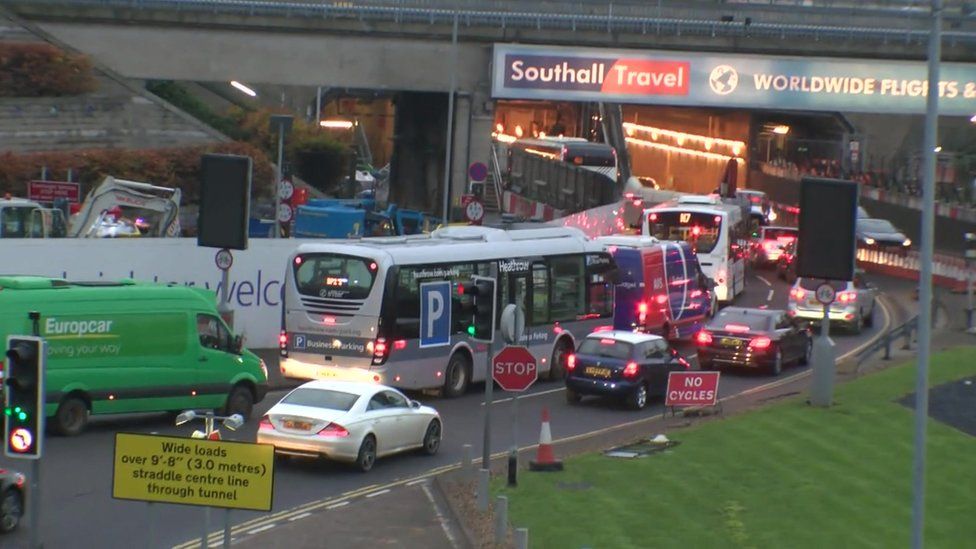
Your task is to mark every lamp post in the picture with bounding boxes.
[269,115,294,239]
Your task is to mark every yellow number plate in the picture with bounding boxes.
[720,337,742,347]
[584,366,612,378]
[283,420,311,431]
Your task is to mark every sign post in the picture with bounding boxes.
[811,281,837,407]
[214,249,234,328]
[493,342,536,487]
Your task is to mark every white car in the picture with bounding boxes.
[787,272,878,334]
[256,380,441,472]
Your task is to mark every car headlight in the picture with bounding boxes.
[864,237,876,245]
[903,239,912,247]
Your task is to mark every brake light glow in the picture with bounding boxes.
[724,324,750,333]
[763,241,778,252]
[695,330,713,345]
[279,332,288,345]
[594,325,613,332]
[294,256,303,265]
[567,354,577,371]
[394,339,407,350]
[655,294,668,305]
[259,416,274,431]
[649,213,658,222]
[600,338,616,345]
[323,316,336,325]
[369,262,378,271]
[690,290,702,298]
[749,336,772,350]
[691,226,702,236]
[790,288,806,300]
[374,340,388,355]
[637,302,649,315]
[837,291,857,303]
[371,338,389,365]
[317,423,350,438]
[622,361,639,378]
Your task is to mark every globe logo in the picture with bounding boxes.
[709,65,739,95]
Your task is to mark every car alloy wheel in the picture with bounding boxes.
[628,384,648,410]
[422,420,441,456]
[357,436,377,472]
[771,349,783,376]
[0,489,22,533]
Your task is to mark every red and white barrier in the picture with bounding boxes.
[856,248,975,292]
[502,190,563,222]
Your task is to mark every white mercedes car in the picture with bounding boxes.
[256,380,441,472]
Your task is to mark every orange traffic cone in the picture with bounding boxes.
[529,407,563,472]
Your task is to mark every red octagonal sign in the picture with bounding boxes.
[492,345,538,392]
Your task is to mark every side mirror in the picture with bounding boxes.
[410,400,421,409]
[233,335,244,354]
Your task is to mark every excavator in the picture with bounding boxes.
[68,176,182,238]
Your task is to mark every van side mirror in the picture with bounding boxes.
[233,335,244,354]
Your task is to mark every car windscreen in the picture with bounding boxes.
[646,211,722,254]
[710,310,773,332]
[281,388,359,411]
[762,228,797,241]
[858,219,897,233]
[293,253,377,299]
[578,337,633,360]
[798,278,849,292]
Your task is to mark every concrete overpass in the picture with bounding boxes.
[5,0,976,213]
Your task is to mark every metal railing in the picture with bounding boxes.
[855,313,919,368]
[8,0,976,45]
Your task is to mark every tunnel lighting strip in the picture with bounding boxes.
[626,136,746,163]
[623,122,745,155]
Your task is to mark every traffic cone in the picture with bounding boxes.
[529,407,563,472]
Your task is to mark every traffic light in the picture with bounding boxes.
[461,276,496,342]
[5,336,45,459]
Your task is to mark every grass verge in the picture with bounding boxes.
[496,347,976,549]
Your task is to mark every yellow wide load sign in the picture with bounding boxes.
[113,433,274,511]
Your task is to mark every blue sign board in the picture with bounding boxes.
[420,281,452,348]
[492,43,976,116]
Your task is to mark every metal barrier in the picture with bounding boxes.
[507,149,616,214]
[855,314,918,367]
[14,0,976,44]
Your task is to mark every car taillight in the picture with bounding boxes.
[623,361,639,378]
[566,354,577,371]
[790,288,806,300]
[654,294,668,305]
[637,302,649,315]
[695,330,713,345]
[317,423,350,438]
[838,291,857,303]
[371,338,389,365]
[259,415,274,431]
[749,337,772,350]
[279,331,288,357]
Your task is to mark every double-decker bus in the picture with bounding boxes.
[279,226,617,397]
[507,137,618,181]
[642,194,748,304]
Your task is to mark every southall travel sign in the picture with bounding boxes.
[491,44,976,116]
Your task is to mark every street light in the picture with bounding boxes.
[174,410,245,439]
[230,81,257,97]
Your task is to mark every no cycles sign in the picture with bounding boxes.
[665,371,720,407]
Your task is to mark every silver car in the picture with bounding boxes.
[787,272,878,334]
[256,380,442,472]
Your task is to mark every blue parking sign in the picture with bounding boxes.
[420,281,452,348]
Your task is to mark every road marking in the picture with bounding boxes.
[756,275,773,287]
[174,298,895,549]
[481,387,564,406]
[767,289,775,301]
[288,512,311,521]
[406,478,428,487]
[422,481,462,548]
[246,524,276,535]
[366,489,390,498]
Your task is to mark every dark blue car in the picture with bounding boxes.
[565,330,691,410]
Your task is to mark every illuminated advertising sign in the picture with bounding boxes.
[491,43,976,116]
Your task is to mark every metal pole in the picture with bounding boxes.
[147,502,156,549]
[315,86,322,124]
[223,508,232,548]
[219,267,232,326]
[966,259,973,331]
[508,392,518,487]
[274,127,285,239]
[912,2,941,547]
[482,338,494,469]
[29,459,40,549]
[441,12,459,224]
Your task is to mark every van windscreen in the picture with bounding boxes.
[646,211,722,254]
[294,253,377,300]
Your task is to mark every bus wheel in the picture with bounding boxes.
[53,395,89,437]
[443,353,470,398]
[548,339,573,381]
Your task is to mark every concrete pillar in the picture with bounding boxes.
[449,91,494,215]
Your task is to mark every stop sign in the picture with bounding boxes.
[492,345,538,392]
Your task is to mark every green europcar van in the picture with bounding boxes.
[0,276,268,435]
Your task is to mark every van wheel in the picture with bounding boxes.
[223,385,254,420]
[53,396,89,436]
[443,353,470,398]
[548,340,573,381]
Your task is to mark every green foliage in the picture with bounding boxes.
[0,42,97,97]
[145,80,248,140]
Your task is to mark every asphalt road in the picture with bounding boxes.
[0,272,894,549]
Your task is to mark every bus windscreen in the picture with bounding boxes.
[646,211,722,254]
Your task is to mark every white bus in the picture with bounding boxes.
[279,226,617,397]
[641,194,747,304]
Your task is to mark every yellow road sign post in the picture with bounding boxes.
[113,432,274,512]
